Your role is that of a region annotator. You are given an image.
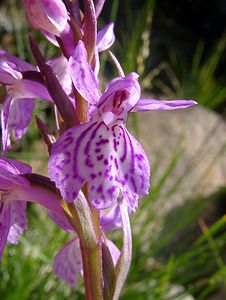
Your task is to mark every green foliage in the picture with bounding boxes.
[158,34,226,110]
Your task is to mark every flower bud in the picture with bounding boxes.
[23,0,68,35]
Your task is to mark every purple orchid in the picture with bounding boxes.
[48,40,197,211]
[0,53,73,151]
[0,157,66,258]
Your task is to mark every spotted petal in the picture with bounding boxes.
[54,238,82,286]
[49,120,150,211]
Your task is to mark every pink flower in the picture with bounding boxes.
[48,41,197,211]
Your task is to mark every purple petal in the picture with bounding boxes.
[54,238,82,286]
[1,96,12,151]
[106,239,120,266]
[98,72,140,110]
[101,204,122,231]
[97,23,115,52]
[7,79,51,101]
[23,0,68,35]
[0,60,22,84]
[0,201,10,258]
[49,56,72,95]
[2,157,31,174]
[0,50,36,71]
[94,0,105,18]
[69,40,101,105]
[7,201,27,244]
[40,29,58,46]
[132,98,198,112]
[49,120,150,211]
[0,158,30,190]
[2,98,35,150]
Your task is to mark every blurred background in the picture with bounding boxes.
[0,0,226,299]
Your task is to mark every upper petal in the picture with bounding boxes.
[0,50,36,72]
[132,98,198,112]
[98,72,141,111]
[69,40,101,105]
[7,79,51,101]
[0,60,22,84]
[97,23,115,52]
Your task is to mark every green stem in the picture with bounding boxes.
[65,193,103,300]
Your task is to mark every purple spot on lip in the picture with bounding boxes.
[96,139,109,146]
[81,68,85,79]
[98,171,102,176]
[130,176,137,193]
[94,199,100,205]
[90,173,96,179]
[107,186,116,195]
[97,185,103,193]
[114,158,119,169]
[95,148,101,153]
[113,139,117,151]
[104,159,108,165]
[63,136,73,146]
[97,154,104,161]
[136,154,144,161]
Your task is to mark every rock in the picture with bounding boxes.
[129,105,226,218]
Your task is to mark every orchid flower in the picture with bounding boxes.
[0,53,72,151]
[48,40,197,212]
[0,157,66,258]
